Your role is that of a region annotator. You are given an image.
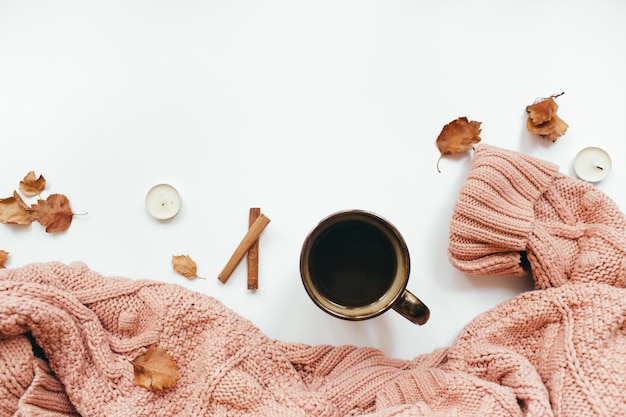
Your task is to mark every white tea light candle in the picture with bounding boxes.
[146,184,181,219]
[574,147,612,183]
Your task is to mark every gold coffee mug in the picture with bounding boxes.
[300,210,430,325]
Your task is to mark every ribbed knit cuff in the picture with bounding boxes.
[0,336,34,415]
[448,144,559,276]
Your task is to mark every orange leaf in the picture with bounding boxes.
[19,171,47,197]
[0,250,8,268]
[172,254,201,280]
[0,191,34,225]
[526,97,558,125]
[435,117,482,172]
[526,114,569,143]
[29,194,73,233]
[525,92,568,142]
[131,347,180,391]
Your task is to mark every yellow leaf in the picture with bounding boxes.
[172,254,202,280]
[131,347,180,391]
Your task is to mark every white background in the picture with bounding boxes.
[1,0,625,360]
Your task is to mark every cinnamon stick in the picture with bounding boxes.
[247,207,261,290]
[218,213,271,284]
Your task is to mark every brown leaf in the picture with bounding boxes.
[526,97,558,125]
[29,194,73,233]
[0,250,8,268]
[0,191,34,225]
[19,171,47,197]
[435,117,482,172]
[526,114,569,143]
[131,347,180,390]
[525,92,568,142]
[172,254,201,279]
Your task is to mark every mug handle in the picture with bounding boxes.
[392,290,430,325]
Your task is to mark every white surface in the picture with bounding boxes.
[1,0,625,360]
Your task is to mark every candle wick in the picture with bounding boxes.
[595,165,604,171]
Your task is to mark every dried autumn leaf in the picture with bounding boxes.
[526,114,570,143]
[0,250,8,268]
[131,347,180,391]
[19,171,47,197]
[29,194,73,233]
[526,97,558,125]
[172,254,201,280]
[0,191,34,225]
[435,117,482,172]
[525,92,568,142]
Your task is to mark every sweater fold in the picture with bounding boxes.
[2,145,626,416]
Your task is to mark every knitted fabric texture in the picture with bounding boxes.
[448,144,626,289]
[1,147,625,416]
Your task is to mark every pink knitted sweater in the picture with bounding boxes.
[2,145,625,416]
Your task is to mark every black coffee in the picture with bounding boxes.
[309,220,397,307]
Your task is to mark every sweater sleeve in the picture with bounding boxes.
[448,144,559,277]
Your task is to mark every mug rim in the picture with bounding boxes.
[299,209,411,320]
